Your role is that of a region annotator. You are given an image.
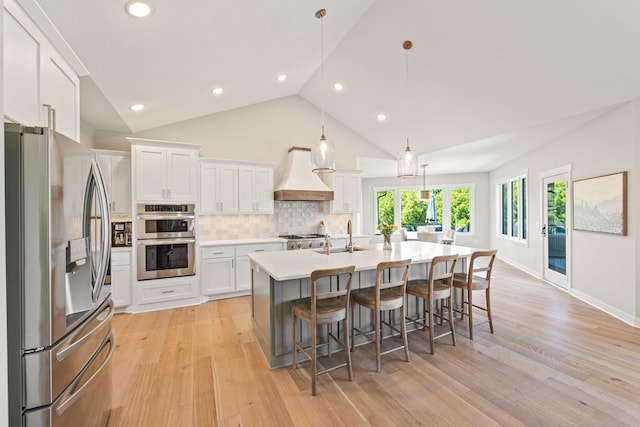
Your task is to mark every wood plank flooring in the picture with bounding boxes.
[108,260,640,426]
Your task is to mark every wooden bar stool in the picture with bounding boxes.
[405,254,458,354]
[291,265,356,396]
[350,259,411,373]
[452,249,497,340]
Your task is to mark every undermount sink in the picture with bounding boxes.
[315,246,367,254]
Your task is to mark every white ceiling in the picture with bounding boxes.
[36,0,640,176]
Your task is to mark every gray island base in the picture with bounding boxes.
[249,241,477,369]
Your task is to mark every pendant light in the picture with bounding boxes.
[397,40,418,178]
[420,164,431,200]
[310,8,335,174]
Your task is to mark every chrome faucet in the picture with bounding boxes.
[346,220,353,253]
[324,233,331,255]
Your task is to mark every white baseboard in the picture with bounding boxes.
[570,289,640,328]
[498,257,640,329]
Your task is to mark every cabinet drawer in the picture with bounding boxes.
[139,281,195,305]
[111,251,131,266]
[236,243,283,256]
[201,246,235,259]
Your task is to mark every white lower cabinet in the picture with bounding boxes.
[201,246,236,295]
[201,242,283,298]
[110,250,131,308]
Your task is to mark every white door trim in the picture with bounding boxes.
[539,164,572,290]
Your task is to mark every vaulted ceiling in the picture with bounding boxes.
[36,0,640,176]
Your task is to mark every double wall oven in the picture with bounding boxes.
[136,204,196,280]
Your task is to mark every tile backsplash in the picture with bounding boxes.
[199,201,352,240]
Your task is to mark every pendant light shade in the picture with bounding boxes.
[397,40,418,178]
[420,164,430,200]
[311,8,335,174]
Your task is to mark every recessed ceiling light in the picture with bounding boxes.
[126,1,152,18]
[334,82,344,91]
[376,113,386,121]
[211,87,224,95]
[276,74,287,82]
[129,104,145,112]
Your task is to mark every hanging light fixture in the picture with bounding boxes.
[310,8,335,174]
[420,164,431,200]
[397,40,418,178]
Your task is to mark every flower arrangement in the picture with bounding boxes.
[377,222,397,250]
[377,222,398,238]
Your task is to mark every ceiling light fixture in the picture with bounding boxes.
[211,87,224,95]
[310,8,335,174]
[129,103,145,112]
[420,164,431,200]
[334,82,343,91]
[277,74,287,82]
[126,1,152,18]
[377,113,386,121]
[397,40,418,178]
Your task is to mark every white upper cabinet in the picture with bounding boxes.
[238,165,274,214]
[326,171,361,213]
[96,150,131,215]
[130,140,200,203]
[200,161,238,214]
[3,0,81,140]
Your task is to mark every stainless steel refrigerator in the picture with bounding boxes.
[5,123,113,426]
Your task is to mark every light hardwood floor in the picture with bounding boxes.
[108,260,640,426]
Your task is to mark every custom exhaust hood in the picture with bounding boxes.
[273,147,334,201]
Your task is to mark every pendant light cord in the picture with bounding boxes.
[320,11,325,136]
[405,44,409,150]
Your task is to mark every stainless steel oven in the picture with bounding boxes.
[136,238,196,280]
[136,203,195,239]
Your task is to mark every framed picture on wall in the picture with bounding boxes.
[572,171,627,235]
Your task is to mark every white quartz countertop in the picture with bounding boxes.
[249,240,480,281]
[200,237,287,247]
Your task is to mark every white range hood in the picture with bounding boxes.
[273,147,334,201]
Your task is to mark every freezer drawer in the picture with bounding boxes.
[24,330,113,427]
[23,298,113,409]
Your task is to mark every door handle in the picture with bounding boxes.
[541,224,547,237]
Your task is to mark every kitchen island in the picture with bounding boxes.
[249,240,478,369]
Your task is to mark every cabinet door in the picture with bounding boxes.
[254,167,274,213]
[135,146,166,201]
[235,255,252,291]
[343,174,361,212]
[200,163,218,213]
[166,148,197,201]
[111,154,132,214]
[202,257,235,295]
[41,48,79,140]
[4,6,43,127]
[331,174,346,212]
[218,164,239,213]
[237,166,255,213]
[111,264,131,308]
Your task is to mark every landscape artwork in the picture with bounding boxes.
[573,171,627,235]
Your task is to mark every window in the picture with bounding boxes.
[374,185,473,233]
[497,174,527,241]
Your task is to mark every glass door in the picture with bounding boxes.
[542,173,569,288]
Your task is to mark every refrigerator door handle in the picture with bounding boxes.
[83,159,111,303]
[55,332,115,417]
[55,299,113,362]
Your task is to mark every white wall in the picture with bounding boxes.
[95,95,392,178]
[490,101,638,326]
[361,172,492,249]
[79,119,95,148]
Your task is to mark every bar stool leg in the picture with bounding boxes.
[486,288,494,333]
[311,320,317,396]
[292,313,297,369]
[448,295,456,346]
[400,301,410,362]
[343,317,353,380]
[375,309,381,373]
[467,287,474,340]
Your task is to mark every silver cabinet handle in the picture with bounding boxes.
[162,290,175,294]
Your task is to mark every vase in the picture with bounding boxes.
[383,234,392,250]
